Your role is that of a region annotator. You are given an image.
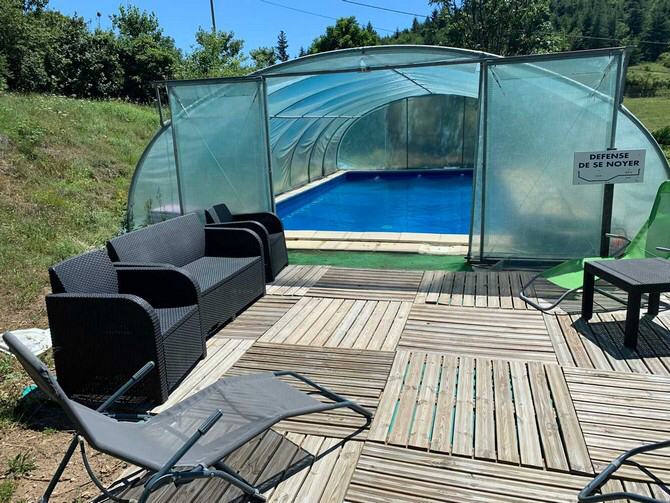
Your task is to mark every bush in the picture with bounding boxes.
[626,72,670,97]
[653,125,670,145]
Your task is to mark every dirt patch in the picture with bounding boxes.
[0,404,127,502]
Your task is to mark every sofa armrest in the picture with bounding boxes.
[45,293,167,403]
[116,267,200,308]
[233,212,283,234]
[206,220,269,238]
[205,227,265,264]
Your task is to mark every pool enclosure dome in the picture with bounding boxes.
[128,45,669,263]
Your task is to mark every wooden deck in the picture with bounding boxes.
[105,265,670,502]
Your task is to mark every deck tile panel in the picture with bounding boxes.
[306,267,423,301]
[401,304,557,362]
[225,342,395,439]
[368,350,592,474]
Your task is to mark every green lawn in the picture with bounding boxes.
[0,93,158,331]
[288,250,472,271]
[624,96,670,133]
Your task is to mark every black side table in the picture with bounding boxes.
[581,258,670,349]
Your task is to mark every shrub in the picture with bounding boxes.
[626,72,670,97]
[653,125,670,145]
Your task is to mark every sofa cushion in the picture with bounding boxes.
[182,256,260,294]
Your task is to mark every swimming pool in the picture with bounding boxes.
[276,170,473,234]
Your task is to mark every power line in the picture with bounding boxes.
[563,32,670,46]
[341,0,428,18]
[259,0,395,32]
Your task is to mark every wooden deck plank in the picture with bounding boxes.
[474,358,495,460]
[367,350,410,442]
[426,271,445,304]
[452,356,475,456]
[509,361,543,468]
[431,354,458,453]
[545,365,593,474]
[389,352,425,446]
[450,272,466,307]
[493,359,519,464]
[487,271,500,308]
[410,351,441,450]
[527,362,569,472]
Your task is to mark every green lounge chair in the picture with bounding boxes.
[520,180,670,312]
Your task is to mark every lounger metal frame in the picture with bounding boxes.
[579,439,670,502]
[39,365,372,503]
[519,233,633,312]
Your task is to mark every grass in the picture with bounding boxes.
[0,92,158,332]
[6,453,36,477]
[288,250,472,271]
[624,97,670,133]
[0,480,16,503]
[624,96,670,161]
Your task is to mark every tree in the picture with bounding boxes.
[641,0,670,61]
[112,4,180,102]
[251,46,276,69]
[308,17,380,53]
[179,28,247,78]
[430,0,563,55]
[298,46,306,57]
[276,30,289,61]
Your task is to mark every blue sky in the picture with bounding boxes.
[50,0,436,58]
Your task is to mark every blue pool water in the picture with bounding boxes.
[277,170,473,234]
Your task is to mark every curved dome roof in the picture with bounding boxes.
[127,45,669,256]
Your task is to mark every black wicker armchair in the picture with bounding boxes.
[46,249,204,405]
[107,213,266,336]
[205,203,288,282]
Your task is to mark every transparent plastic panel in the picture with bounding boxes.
[408,95,467,169]
[291,118,331,183]
[468,78,485,260]
[338,95,478,170]
[323,120,353,175]
[259,46,487,76]
[309,118,349,183]
[168,79,271,215]
[271,118,318,190]
[127,125,180,229]
[462,97,479,169]
[481,54,621,261]
[338,106,389,170]
[611,108,670,242]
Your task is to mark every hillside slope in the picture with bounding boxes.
[0,93,158,332]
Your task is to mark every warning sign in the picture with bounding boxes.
[573,149,645,185]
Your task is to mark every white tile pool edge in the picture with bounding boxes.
[274,171,346,204]
[284,231,468,255]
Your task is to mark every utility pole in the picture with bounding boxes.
[210,0,217,33]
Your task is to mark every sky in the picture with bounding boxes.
[50,0,436,58]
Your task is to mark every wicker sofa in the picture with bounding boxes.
[205,203,288,282]
[107,213,266,336]
[46,249,204,404]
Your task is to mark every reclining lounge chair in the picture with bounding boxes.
[2,332,372,503]
[107,213,266,336]
[47,249,204,404]
[205,203,288,282]
[520,180,670,311]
